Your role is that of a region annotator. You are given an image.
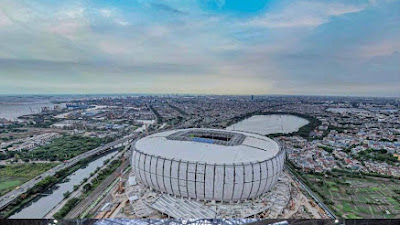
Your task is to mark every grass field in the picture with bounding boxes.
[18,135,106,161]
[0,163,58,196]
[302,172,400,219]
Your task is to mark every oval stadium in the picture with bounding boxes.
[131,128,285,202]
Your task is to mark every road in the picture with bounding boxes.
[286,165,336,219]
[0,134,136,211]
[43,149,126,219]
[0,112,194,214]
[65,161,129,219]
[282,171,322,218]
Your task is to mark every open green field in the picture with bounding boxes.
[19,135,106,161]
[0,163,58,196]
[302,172,400,218]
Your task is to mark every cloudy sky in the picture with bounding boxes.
[0,0,399,96]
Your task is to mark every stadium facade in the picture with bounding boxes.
[131,128,285,202]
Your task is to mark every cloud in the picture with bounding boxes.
[150,3,185,14]
[48,21,84,38]
[58,6,85,20]
[0,0,399,96]
[98,9,113,18]
[0,9,12,27]
[248,1,368,28]
[46,5,129,38]
[358,40,400,58]
[96,8,130,26]
[0,58,211,75]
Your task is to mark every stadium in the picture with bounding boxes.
[131,128,285,202]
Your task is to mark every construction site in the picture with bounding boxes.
[89,169,330,219]
[80,129,331,219]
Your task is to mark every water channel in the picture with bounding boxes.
[10,150,118,219]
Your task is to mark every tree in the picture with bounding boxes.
[63,191,71,199]
[83,183,92,193]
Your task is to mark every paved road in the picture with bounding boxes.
[0,116,192,214]
[286,165,336,219]
[65,161,130,219]
[0,134,136,211]
[44,149,126,219]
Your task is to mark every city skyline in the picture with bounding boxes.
[0,0,399,97]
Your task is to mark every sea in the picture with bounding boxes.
[0,96,65,120]
[0,94,150,121]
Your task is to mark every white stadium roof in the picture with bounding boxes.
[134,128,280,164]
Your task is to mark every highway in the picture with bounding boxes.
[286,165,336,219]
[0,112,198,215]
[0,134,136,211]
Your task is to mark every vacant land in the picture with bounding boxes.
[301,172,400,218]
[19,135,105,161]
[0,163,58,196]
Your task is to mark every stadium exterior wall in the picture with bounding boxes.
[131,144,285,202]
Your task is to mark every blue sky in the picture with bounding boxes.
[0,0,399,96]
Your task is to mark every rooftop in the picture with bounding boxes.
[134,128,281,164]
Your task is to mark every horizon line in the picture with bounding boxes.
[0,93,398,99]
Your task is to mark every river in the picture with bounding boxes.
[10,150,118,219]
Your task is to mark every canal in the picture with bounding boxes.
[10,150,118,219]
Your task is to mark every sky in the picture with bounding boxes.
[0,0,399,96]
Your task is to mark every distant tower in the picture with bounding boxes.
[251,95,254,100]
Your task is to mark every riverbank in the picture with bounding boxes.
[0,163,59,197]
[1,149,120,218]
[47,149,125,219]
[0,159,87,218]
